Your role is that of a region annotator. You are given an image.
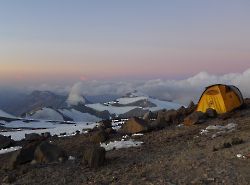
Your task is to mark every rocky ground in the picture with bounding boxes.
[0,104,250,185]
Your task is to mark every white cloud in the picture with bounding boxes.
[66,68,250,106]
[66,82,86,106]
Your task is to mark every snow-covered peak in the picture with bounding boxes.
[116,96,148,105]
[27,107,64,121]
[123,90,147,98]
[86,93,183,116]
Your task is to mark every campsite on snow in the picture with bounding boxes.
[0,84,250,184]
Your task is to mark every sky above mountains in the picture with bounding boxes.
[0,0,250,86]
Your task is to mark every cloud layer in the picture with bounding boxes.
[65,68,250,106]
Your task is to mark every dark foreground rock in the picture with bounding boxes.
[0,135,13,149]
[34,141,67,163]
[83,145,106,168]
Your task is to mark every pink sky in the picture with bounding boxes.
[0,1,250,86]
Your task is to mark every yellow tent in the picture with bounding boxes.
[197,84,244,114]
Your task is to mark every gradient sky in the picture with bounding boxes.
[0,0,250,86]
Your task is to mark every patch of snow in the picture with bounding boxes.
[86,103,138,115]
[200,129,209,135]
[68,156,76,160]
[3,120,56,129]
[27,108,64,121]
[59,109,101,122]
[1,121,97,141]
[200,123,237,138]
[100,139,143,151]
[177,124,184,128]
[206,123,237,131]
[236,154,246,159]
[112,120,125,130]
[122,135,129,139]
[0,146,22,155]
[86,96,183,116]
[132,133,144,136]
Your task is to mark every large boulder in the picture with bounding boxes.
[184,111,207,126]
[90,130,108,143]
[83,145,106,168]
[0,135,13,149]
[120,117,149,134]
[9,141,41,169]
[34,141,67,163]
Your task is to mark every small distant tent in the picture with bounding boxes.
[197,84,244,114]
